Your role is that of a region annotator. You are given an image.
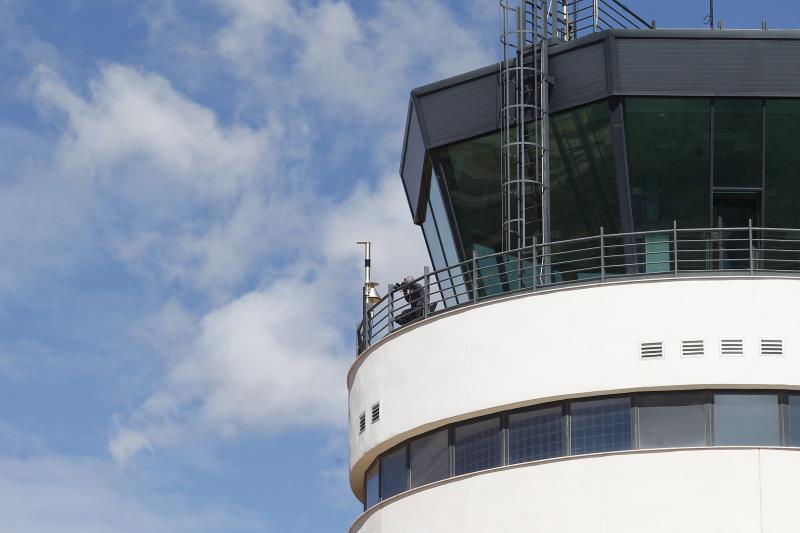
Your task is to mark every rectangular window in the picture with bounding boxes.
[570,397,631,455]
[638,391,708,448]
[713,392,780,446]
[549,100,620,241]
[380,446,407,500]
[787,394,800,446]
[625,98,711,231]
[410,429,450,488]
[714,99,763,188]
[454,417,501,475]
[435,132,503,258]
[765,100,800,228]
[508,405,563,463]
[365,459,380,509]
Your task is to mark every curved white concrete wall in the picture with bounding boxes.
[348,277,800,497]
[351,448,800,533]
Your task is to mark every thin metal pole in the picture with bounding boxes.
[423,266,430,318]
[709,0,714,30]
[388,288,394,333]
[532,235,538,292]
[600,226,605,282]
[673,220,679,278]
[593,0,598,31]
[749,218,754,275]
[472,250,479,302]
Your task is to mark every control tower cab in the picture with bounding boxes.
[348,2,800,531]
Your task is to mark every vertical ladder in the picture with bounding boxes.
[500,0,552,255]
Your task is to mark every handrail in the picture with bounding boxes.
[355,224,800,355]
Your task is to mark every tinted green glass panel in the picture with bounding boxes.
[550,101,620,240]
[765,100,800,228]
[714,99,762,188]
[436,133,502,258]
[626,98,710,231]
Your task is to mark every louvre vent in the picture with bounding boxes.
[681,339,705,358]
[720,339,744,357]
[359,412,366,434]
[371,403,380,423]
[761,339,784,357]
[640,341,664,360]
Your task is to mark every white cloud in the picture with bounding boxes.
[26,62,313,297]
[0,453,261,533]
[111,172,427,461]
[4,0,479,465]
[210,0,495,121]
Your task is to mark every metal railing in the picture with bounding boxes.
[356,224,800,354]
[529,0,653,42]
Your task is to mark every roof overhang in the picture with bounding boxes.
[400,28,800,223]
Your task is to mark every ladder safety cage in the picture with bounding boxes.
[498,0,653,261]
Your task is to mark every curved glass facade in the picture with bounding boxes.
[363,389,800,510]
[423,98,800,270]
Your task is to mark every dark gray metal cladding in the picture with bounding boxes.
[399,102,429,223]
[400,28,800,225]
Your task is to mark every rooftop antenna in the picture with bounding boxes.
[704,0,715,30]
[356,241,381,306]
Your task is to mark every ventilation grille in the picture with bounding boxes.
[681,339,705,358]
[720,339,744,357]
[359,412,366,434]
[640,341,664,359]
[761,339,784,357]
[371,403,380,423]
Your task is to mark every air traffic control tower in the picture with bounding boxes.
[348,1,800,531]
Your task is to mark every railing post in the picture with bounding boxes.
[423,266,430,318]
[388,288,394,333]
[749,218,754,275]
[532,236,538,292]
[673,220,679,278]
[472,250,479,303]
[600,226,605,283]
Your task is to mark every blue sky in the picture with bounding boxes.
[1,1,799,531]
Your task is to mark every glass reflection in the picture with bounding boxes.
[365,460,379,509]
[570,397,631,454]
[714,393,779,446]
[380,446,407,500]
[508,406,563,463]
[638,391,707,448]
[550,100,620,241]
[765,100,800,229]
[410,429,450,488]
[625,98,710,231]
[714,99,763,188]
[454,418,501,475]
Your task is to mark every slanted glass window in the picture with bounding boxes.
[508,405,563,463]
[550,100,620,241]
[714,99,763,188]
[765,100,800,228]
[410,429,450,488]
[638,391,708,448]
[570,397,631,454]
[436,132,503,258]
[454,417,501,475]
[625,98,710,231]
[787,394,800,446]
[365,459,380,509]
[380,446,407,500]
[713,393,779,446]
